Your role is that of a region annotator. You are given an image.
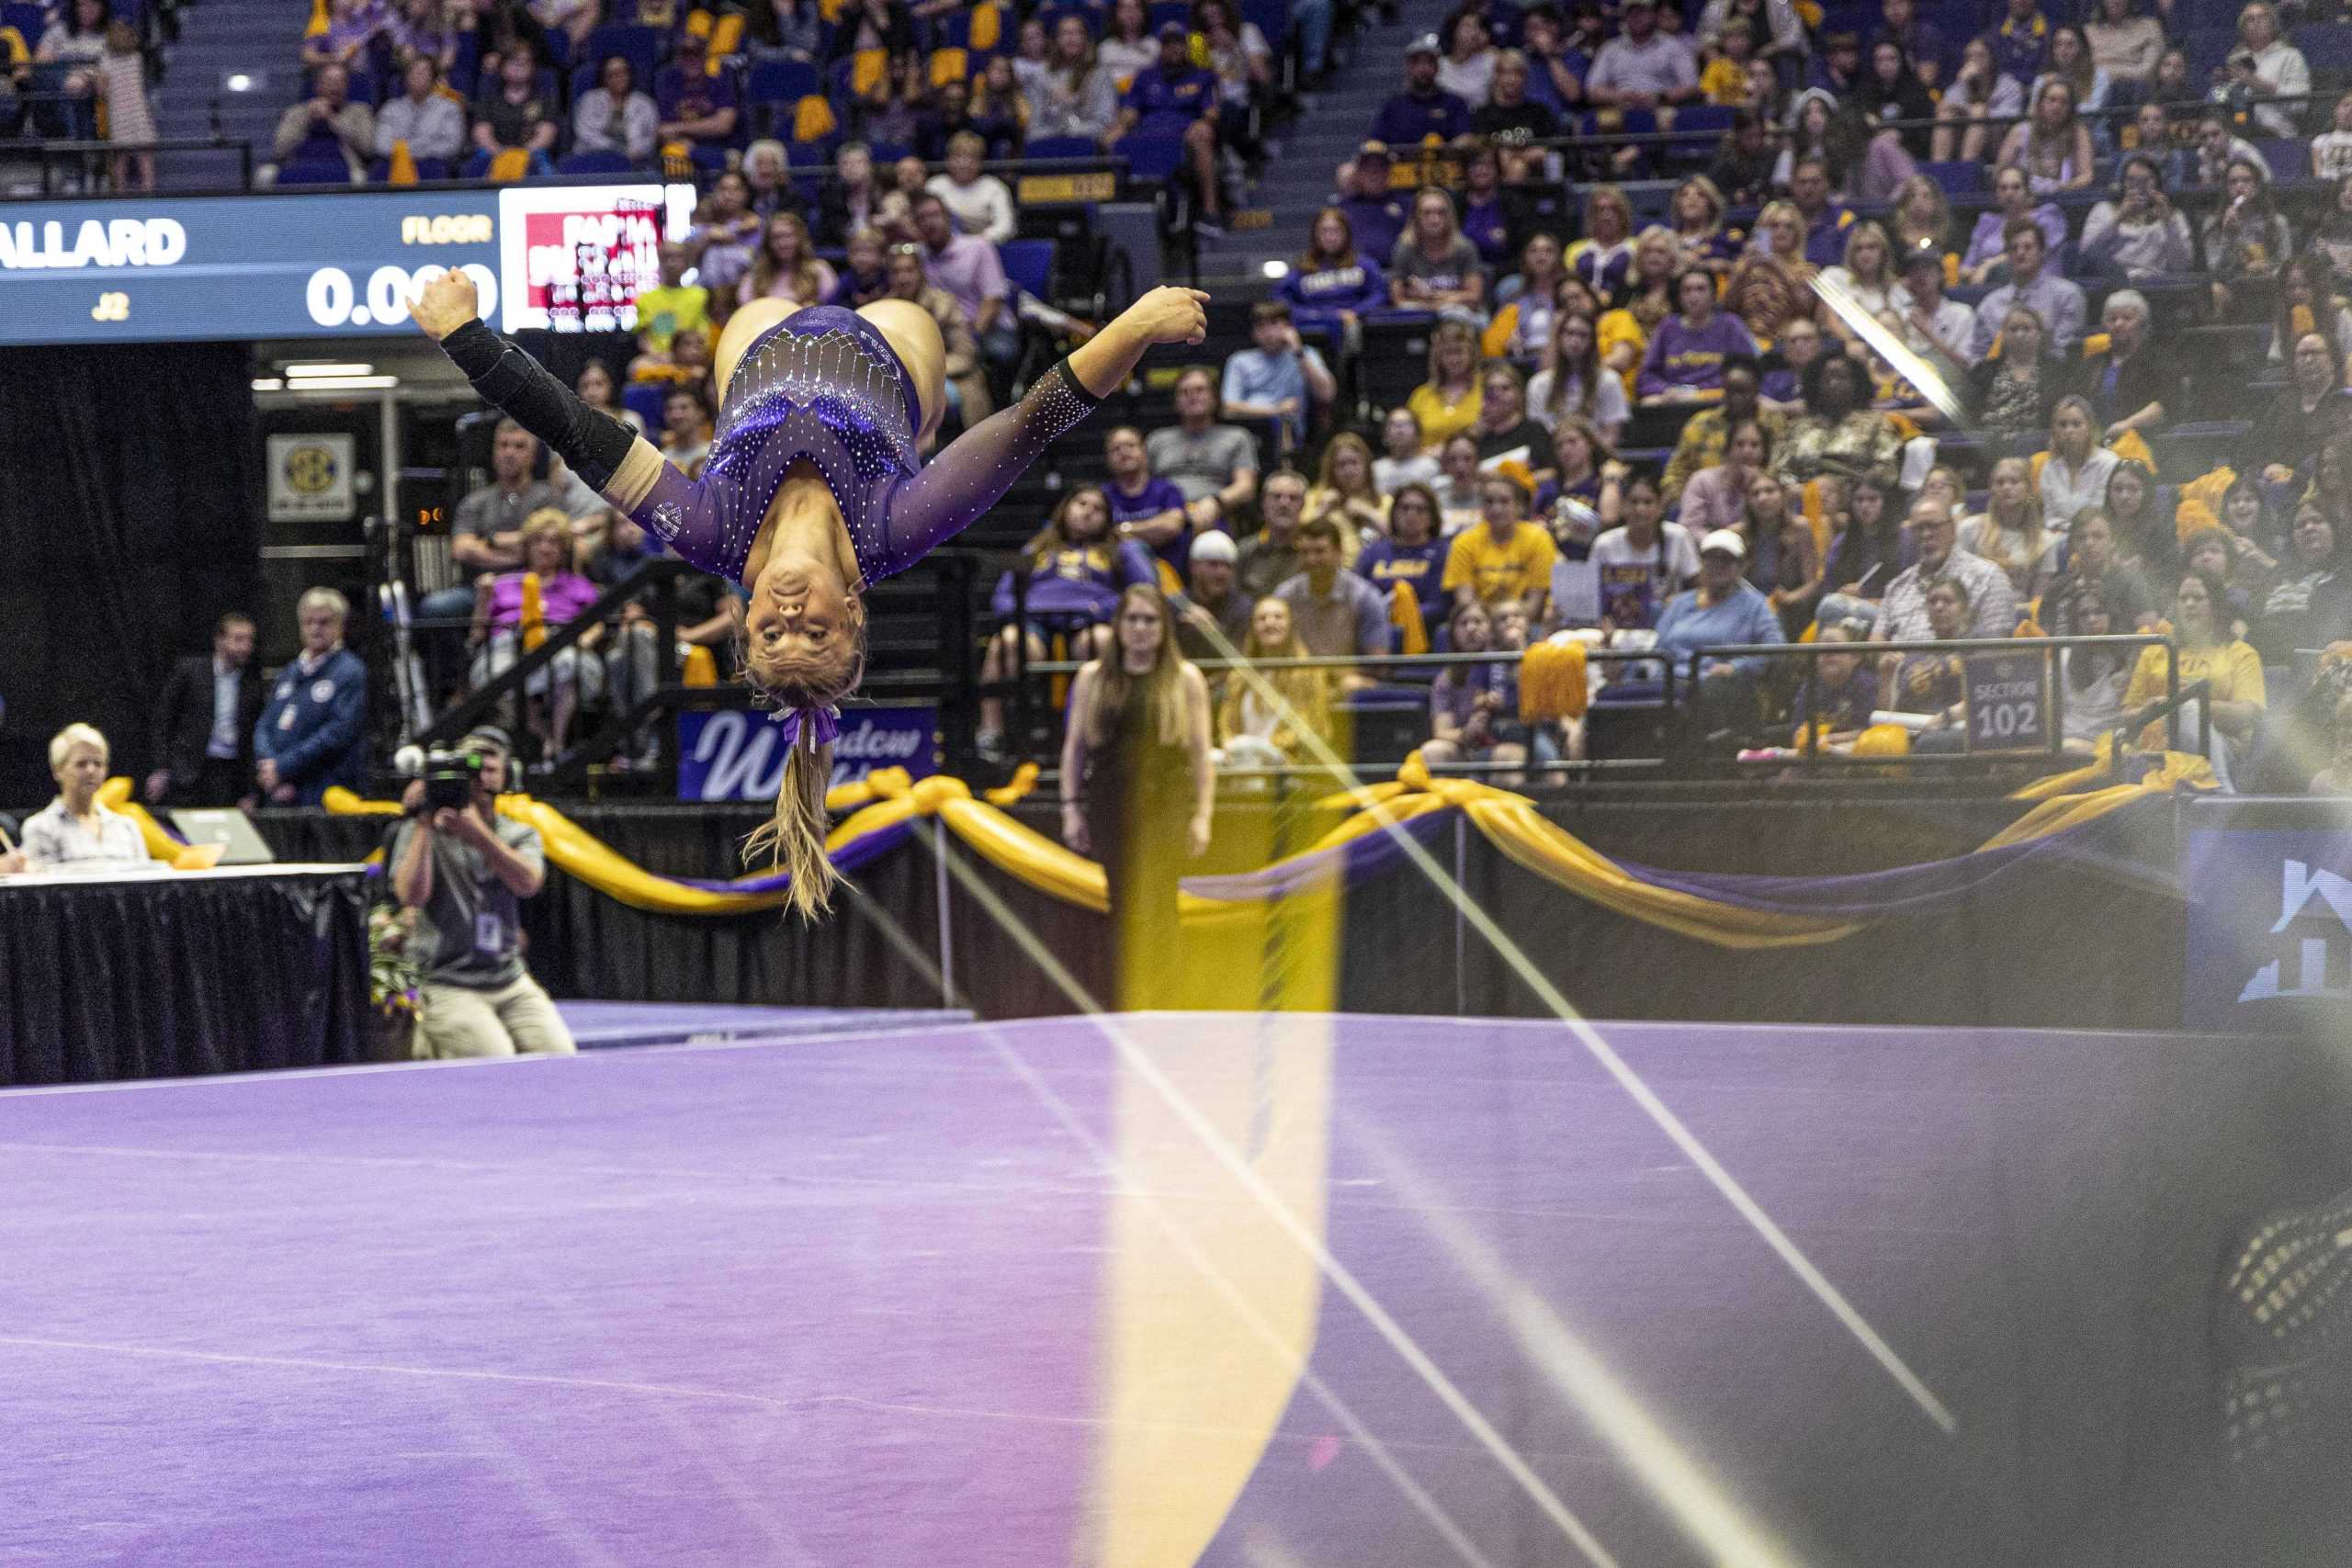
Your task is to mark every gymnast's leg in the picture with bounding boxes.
[711,298,808,405]
[857,298,947,447]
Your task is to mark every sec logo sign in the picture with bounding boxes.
[284,443,339,494]
[266,433,357,522]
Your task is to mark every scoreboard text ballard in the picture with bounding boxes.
[0,182,694,345]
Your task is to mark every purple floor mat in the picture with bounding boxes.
[0,1014,2335,1566]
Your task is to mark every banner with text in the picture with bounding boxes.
[675,705,937,801]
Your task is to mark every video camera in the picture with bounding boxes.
[423,749,485,813]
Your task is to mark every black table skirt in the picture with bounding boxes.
[0,868,371,1086]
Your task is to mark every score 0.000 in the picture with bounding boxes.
[305,262,497,330]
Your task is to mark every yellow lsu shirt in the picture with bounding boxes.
[1442,522,1558,607]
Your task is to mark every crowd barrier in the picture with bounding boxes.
[216,729,2211,950]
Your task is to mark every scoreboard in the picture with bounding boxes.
[0,182,698,345]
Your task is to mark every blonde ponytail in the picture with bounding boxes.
[737,574,867,921]
[746,738,842,919]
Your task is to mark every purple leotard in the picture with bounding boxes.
[628,305,1101,587]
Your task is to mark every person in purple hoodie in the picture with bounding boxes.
[1279,207,1390,341]
[1637,270,1761,404]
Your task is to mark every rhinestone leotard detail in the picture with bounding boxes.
[630,307,1103,589]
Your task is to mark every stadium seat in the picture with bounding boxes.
[559,149,635,175]
[624,382,668,429]
[746,58,819,106]
[582,23,662,85]
[366,156,449,181]
[1001,239,1055,302]
[449,30,480,95]
[1922,160,1984,196]
[2258,139,2308,179]
[1239,0,1292,48]
[823,53,858,106]
[1023,135,1098,161]
[277,158,353,186]
[1034,5,1095,39]
[2294,23,2352,73]
[1671,104,1732,147]
[2179,28,2237,80]
[1118,129,1189,183]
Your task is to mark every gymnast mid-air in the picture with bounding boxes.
[408,267,1211,917]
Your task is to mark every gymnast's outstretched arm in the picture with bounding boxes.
[870,287,1212,579]
[410,271,738,579]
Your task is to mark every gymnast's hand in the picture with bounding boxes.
[1119,286,1214,347]
[409,268,481,341]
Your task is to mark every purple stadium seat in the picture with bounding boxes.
[1240,0,1291,48]
[2294,23,2352,73]
[2258,139,2308,179]
[747,58,819,106]
[1923,160,1985,196]
[623,381,668,430]
[276,158,352,186]
[1034,5,1095,39]
[366,156,448,180]
[582,23,662,84]
[1118,129,1188,183]
[1001,239,1054,301]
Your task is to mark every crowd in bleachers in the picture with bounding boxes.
[978,0,2352,794]
[23,0,2352,793]
[236,0,1323,228]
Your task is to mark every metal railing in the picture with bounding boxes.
[5,132,254,195]
[1487,90,2335,165]
[1688,632,2178,777]
[992,629,2189,789]
[375,515,984,794]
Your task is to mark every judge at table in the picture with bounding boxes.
[21,724,150,872]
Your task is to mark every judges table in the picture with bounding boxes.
[0,863,371,1087]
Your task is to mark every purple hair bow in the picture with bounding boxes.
[768,703,842,751]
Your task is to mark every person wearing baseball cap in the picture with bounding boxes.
[1169,525,1254,668]
[1892,234,1977,375]
[1105,15,1227,228]
[1653,525,1784,744]
[391,719,577,1061]
[1335,140,1409,261]
[1372,31,1473,146]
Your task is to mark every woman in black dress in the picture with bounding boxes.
[1058,585,1215,1009]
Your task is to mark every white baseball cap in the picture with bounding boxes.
[1189,530,1238,564]
[1699,528,1748,560]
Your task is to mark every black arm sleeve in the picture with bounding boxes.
[439,318,639,491]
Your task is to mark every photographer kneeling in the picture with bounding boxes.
[390,727,576,1060]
